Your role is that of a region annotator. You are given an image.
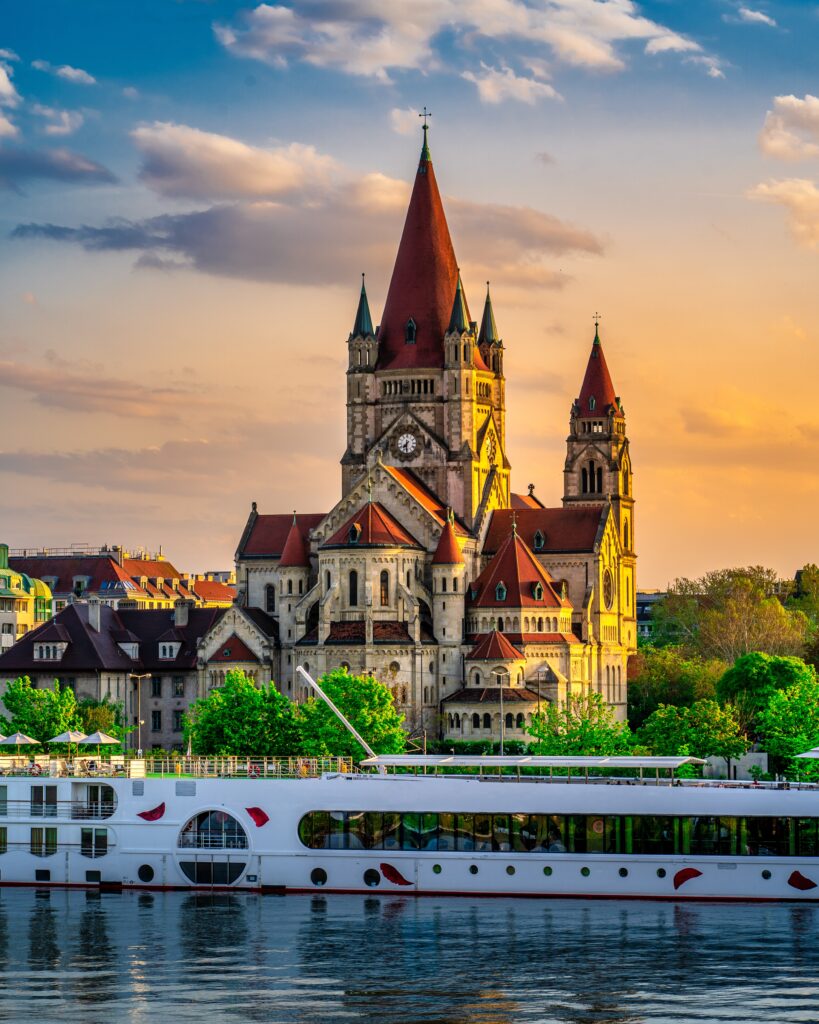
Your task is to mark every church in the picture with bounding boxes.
[200,125,636,739]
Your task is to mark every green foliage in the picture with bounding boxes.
[77,696,126,739]
[298,669,406,760]
[717,653,816,734]
[185,670,303,756]
[637,699,748,762]
[786,564,819,627]
[757,674,819,775]
[527,692,632,756]
[1,676,81,745]
[627,646,726,728]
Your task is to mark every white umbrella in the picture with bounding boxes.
[78,731,120,757]
[48,731,88,760]
[0,732,39,756]
[795,748,819,759]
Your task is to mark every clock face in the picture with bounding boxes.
[397,432,417,455]
[603,569,615,610]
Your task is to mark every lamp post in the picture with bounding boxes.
[128,674,151,757]
[490,668,508,756]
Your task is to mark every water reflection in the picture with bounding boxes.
[0,891,815,1022]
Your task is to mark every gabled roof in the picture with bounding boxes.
[432,518,464,565]
[469,530,566,609]
[511,490,544,510]
[576,326,619,418]
[484,506,604,555]
[376,131,460,371]
[466,629,523,661]
[122,557,182,579]
[9,555,144,598]
[31,622,71,644]
[382,465,469,535]
[209,634,260,664]
[239,512,325,559]
[242,606,280,641]
[322,502,422,550]
[279,515,311,568]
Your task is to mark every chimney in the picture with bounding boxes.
[174,600,192,628]
[0,543,7,570]
[88,597,101,632]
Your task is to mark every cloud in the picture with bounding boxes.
[131,121,338,199]
[748,178,819,248]
[32,59,96,85]
[759,94,819,161]
[389,106,420,136]
[0,49,19,62]
[535,151,555,165]
[0,146,116,191]
[214,1,703,82]
[0,356,229,420]
[31,104,85,136]
[122,86,139,100]
[462,63,560,104]
[0,113,17,138]
[684,55,726,79]
[736,7,777,27]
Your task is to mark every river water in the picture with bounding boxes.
[0,889,817,1023]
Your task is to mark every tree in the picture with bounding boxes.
[637,700,748,768]
[298,669,406,760]
[185,670,303,756]
[1,676,81,745]
[757,674,819,775]
[716,652,816,734]
[77,696,126,740]
[527,692,632,755]
[787,564,819,628]
[652,568,807,660]
[627,646,726,728]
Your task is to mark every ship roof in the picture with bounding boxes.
[359,755,705,769]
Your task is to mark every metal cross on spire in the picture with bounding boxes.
[419,106,432,128]
[593,311,602,329]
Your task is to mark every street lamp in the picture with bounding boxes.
[490,668,508,756]
[128,673,151,757]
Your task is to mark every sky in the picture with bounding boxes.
[1,0,818,587]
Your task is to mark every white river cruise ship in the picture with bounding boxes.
[0,752,818,902]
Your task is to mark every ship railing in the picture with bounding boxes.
[141,756,354,779]
[0,800,118,819]
[177,833,250,849]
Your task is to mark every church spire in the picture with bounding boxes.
[478,281,499,345]
[447,271,470,333]
[576,318,619,418]
[375,120,460,372]
[351,273,374,337]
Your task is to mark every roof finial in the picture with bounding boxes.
[292,509,297,524]
[511,510,517,536]
[366,474,373,504]
[419,107,431,166]
[593,311,602,344]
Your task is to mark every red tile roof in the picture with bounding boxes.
[382,465,468,534]
[466,632,581,646]
[278,516,311,567]
[484,506,603,555]
[9,555,146,599]
[209,634,259,664]
[511,491,544,510]
[320,621,415,645]
[432,519,464,564]
[122,557,182,579]
[189,580,236,603]
[443,687,542,704]
[470,530,566,609]
[466,629,523,661]
[376,139,461,371]
[240,512,325,559]
[322,502,422,550]
[577,331,619,417]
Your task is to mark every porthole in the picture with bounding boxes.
[619,867,628,878]
[506,866,515,876]
[363,869,380,888]
[432,864,442,875]
[138,864,154,883]
[762,870,772,880]
[311,867,327,887]
[86,870,101,884]
[581,867,590,877]
[543,866,553,876]
[656,868,667,879]
[469,865,478,875]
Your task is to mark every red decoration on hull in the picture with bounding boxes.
[137,802,165,822]
[788,870,817,891]
[246,807,269,827]
[673,867,703,890]
[380,862,412,886]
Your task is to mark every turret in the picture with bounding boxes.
[277,513,312,654]
[431,513,466,647]
[478,282,503,376]
[348,273,376,369]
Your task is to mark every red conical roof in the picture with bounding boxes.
[376,132,460,371]
[432,518,464,565]
[279,514,310,568]
[468,529,566,609]
[577,327,619,417]
[466,629,523,662]
[322,502,422,550]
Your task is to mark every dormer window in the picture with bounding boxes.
[405,318,416,344]
[159,642,181,660]
[348,523,362,544]
[532,582,544,601]
[495,582,507,602]
[35,644,65,661]
[533,530,545,551]
[588,396,596,411]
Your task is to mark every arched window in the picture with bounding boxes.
[532,582,543,601]
[474,671,481,686]
[623,519,630,550]
[587,460,596,493]
[472,713,480,729]
[325,571,331,592]
[597,467,603,492]
[452,577,458,592]
[623,470,629,495]
[349,570,358,606]
[454,713,461,729]
[533,530,545,551]
[380,570,389,606]
[516,712,524,729]
[448,714,453,729]
[463,342,469,361]
[505,713,513,730]
[405,318,416,344]
[497,617,504,632]
[287,578,293,595]
[441,577,447,593]
[483,712,491,729]
[537,617,543,632]
[265,584,276,613]
[495,582,507,601]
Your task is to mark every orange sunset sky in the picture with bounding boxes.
[1,1,818,586]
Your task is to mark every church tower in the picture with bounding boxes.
[340,124,509,530]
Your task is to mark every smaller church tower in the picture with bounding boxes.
[342,276,378,493]
[276,513,312,667]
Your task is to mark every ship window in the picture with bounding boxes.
[30,827,57,857]
[81,828,108,858]
[178,810,248,850]
[179,861,246,885]
[0,827,6,854]
[138,864,155,883]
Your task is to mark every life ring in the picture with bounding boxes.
[30,763,42,777]
[248,764,260,779]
